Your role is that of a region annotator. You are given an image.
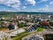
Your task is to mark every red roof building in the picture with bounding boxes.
[41,21,49,26]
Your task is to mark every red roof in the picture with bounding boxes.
[41,21,49,26]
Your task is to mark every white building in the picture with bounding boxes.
[27,15,30,18]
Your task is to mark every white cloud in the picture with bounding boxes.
[37,5,50,12]
[50,1,53,4]
[0,0,7,3]
[37,5,53,12]
[0,0,36,11]
[0,0,21,10]
[43,5,49,11]
[41,0,48,2]
[6,0,20,9]
[38,0,48,3]
[0,7,18,12]
[23,6,26,9]
[25,0,36,6]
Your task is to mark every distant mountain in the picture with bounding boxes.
[0,12,53,15]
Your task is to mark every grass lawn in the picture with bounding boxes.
[12,31,37,40]
[37,27,44,32]
[12,31,30,40]
[0,27,44,40]
[18,23,24,28]
[12,27,44,40]
[0,27,4,31]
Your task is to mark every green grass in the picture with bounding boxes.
[12,30,38,40]
[12,27,44,40]
[0,27,4,31]
[12,31,30,40]
[18,23,24,28]
[37,27,44,32]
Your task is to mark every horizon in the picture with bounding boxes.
[0,11,53,13]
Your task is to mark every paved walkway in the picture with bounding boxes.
[22,29,53,40]
[37,29,53,36]
[0,28,25,40]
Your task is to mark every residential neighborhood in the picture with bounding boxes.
[0,13,53,40]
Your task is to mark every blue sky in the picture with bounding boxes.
[0,0,53,12]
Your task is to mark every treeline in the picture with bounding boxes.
[0,12,53,15]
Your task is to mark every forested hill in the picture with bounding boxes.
[0,12,53,15]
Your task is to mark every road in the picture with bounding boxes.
[22,29,53,40]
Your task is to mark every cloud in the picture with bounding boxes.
[3,9,17,12]
[23,6,26,9]
[0,0,7,3]
[0,0,36,11]
[37,5,50,12]
[0,7,18,12]
[0,0,21,10]
[50,1,53,4]
[43,5,49,11]
[25,0,36,6]
[0,0,36,9]
[37,5,53,12]
[41,0,48,2]
[38,0,48,3]
[6,0,21,9]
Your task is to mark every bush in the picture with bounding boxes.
[18,23,24,28]
[37,27,44,32]
[49,22,53,26]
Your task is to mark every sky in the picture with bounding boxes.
[0,0,53,12]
